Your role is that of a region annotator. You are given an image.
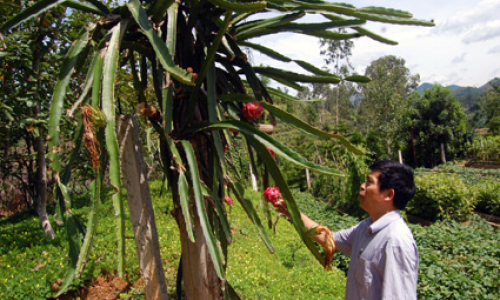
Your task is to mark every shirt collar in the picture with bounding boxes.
[367,210,401,235]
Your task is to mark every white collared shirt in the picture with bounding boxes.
[333,210,419,300]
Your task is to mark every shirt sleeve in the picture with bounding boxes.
[380,245,419,300]
[332,223,360,257]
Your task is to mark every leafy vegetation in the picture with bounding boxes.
[2,181,500,299]
[474,181,500,216]
[416,164,500,217]
[402,85,468,168]
[413,216,500,300]
[407,173,475,222]
[466,135,500,163]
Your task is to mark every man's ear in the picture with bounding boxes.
[383,188,395,202]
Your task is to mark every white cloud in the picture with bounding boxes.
[435,0,500,36]
[487,44,500,53]
[462,21,500,43]
[451,53,467,63]
[441,71,464,86]
[490,68,500,78]
[431,0,500,45]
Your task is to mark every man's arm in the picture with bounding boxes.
[276,201,332,249]
[300,213,331,248]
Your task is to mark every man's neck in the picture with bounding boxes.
[369,207,397,223]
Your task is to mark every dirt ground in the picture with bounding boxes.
[54,275,143,300]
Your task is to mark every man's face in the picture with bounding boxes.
[359,170,385,214]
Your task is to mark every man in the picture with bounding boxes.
[277,160,419,300]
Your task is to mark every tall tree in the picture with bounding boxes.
[3,0,433,298]
[319,29,355,127]
[359,55,419,156]
[485,81,500,134]
[403,84,467,167]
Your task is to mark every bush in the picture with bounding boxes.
[466,135,500,162]
[474,181,500,216]
[407,173,475,222]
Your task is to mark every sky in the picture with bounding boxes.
[249,0,500,88]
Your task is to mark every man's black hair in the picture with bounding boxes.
[369,160,416,210]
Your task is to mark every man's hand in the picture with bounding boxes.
[264,189,336,270]
[314,225,336,270]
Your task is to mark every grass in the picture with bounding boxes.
[0,182,346,299]
[226,190,346,299]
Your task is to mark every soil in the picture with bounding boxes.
[52,274,143,300]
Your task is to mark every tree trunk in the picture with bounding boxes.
[249,163,258,191]
[410,128,418,168]
[398,150,403,163]
[117,115,169,300]
[440,142,446,163]
[179,212,223,300]
[306,168,311,190]
[33,26,54,237]
[34,132,54,239]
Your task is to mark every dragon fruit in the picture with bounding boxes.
[263,186,281,205]
[242,102,264,119]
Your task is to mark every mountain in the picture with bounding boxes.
[416,82,433,94]
[417,78,499,110]
[447,85,462,92]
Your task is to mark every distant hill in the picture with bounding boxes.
[417,77,499,110]
[447,85,461,92]
[416,82,433,94]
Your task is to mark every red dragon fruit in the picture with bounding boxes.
[263,186,281,205]
[242,102,264,119]
[224,196,234,206]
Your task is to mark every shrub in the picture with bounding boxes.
[466,135,500,162]
[474,181,500,216]
[407,173,475,222]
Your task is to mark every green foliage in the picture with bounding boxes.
[403,84,468,168]
[413,215,500,299]
[358,55,419,155]
[466,135,500,162]
[430,163,500,180]
[418,163,500,217]
[407,173,475,222]
[485,87,500,134]
[311,153,368,219]
[474,181,500,216]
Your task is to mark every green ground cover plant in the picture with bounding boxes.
[412,216,500,299]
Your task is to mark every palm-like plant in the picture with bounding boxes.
[2,0,433,298]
